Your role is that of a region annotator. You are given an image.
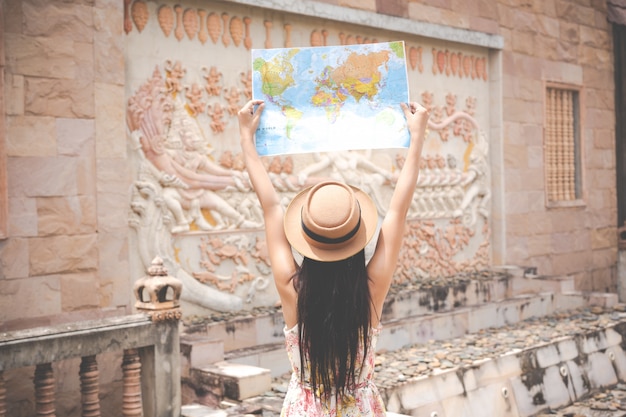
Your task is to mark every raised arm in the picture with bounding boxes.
[237,100,298,321]
[367,102,429,319]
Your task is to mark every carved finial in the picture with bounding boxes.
[147,256,168,276]
[133,256,183,321]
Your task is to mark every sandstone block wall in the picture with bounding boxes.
[0,0,619,329]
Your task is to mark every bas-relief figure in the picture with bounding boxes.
[125,6,492,313]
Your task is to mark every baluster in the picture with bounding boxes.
[80,355,101,417]
[0,371,6,417]
[34,363,56,416]
[122,349,143,416]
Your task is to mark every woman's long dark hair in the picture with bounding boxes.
[294,248,372,402]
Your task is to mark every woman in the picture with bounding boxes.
[238,99,428,416]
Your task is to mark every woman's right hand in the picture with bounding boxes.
[237,99,265,144]
[401,101,429,140]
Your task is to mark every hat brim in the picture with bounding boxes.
[284,183,379,262]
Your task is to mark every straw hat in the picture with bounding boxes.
[284,180,378,262]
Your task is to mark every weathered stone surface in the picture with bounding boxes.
[22,1,93,41]
[29,234,98,275]
[6,115,56,157]
[56,117,95,157]
[97,230,131,308]
[25,77,94,118]
[8,156,80,197]
[5,73,24,115]
[5,33,77,79]
[95,83,125,158]
[375,0,407,17]
[8,197,37,237]
[93,4,124,85]
[0,274,61,319]
[37,196,97,236]
[96,157,132,195]
[61,272,100,311]
[592,227,618,250]
[0,237,29,279]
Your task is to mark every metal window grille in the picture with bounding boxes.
[545,87,582,203]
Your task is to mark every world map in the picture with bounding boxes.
[251,41,410,156]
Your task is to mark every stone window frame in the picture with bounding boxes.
[543,81,586,209]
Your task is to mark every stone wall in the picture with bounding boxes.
[0,0,131,330]
[0,0,618,329]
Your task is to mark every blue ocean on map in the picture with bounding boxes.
[251,41,410,156]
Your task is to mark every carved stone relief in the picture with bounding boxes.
[125,0,492,313]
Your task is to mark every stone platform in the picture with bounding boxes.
[180,267,625,417]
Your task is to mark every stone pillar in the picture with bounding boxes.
[0,371,6,417]
[134,257,182,417]
[34,363,56,417]
[122,349,143,417]
[79,355,101,417]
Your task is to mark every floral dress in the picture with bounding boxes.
[281,324,386,417]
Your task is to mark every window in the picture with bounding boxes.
[544,84,583,206]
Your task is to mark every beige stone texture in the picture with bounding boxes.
[95,83,126,158]
[339,0,376,11]
[529,254,553,276]
[593,247,618,270]
[469,16,500,34]
[56,117,95,157]
[5,33,77,79]
[549,210,590,233]
[504,190,530,215]
[25,77,94,118]
[503,145,529,169]
[587,149,615,171]
[97,231,131,308]
[527,234,552,258]
[7,156,81,197]
[408,3,470,29]
[505,213,529,236]
[8,197,37,237]
[5,72,24,115]
[22,1,93,41]
[592,227,618,250]
[559,21,579,44]
[553,250,592,276]
[552,230,591,254]
[29,234,98,276]
[525,212,553,236]
[593,128,615,150]
[3,0,23,34]
[6,115,56,157]
[93,3,124,85]
[527,191,546,213]
[556,2,596,26]
[590,266,617,292]
[502,97,543,124]
[0,275,61,320]
[584,67,615,90]
[37,196,97,236]
[580,45,612,67]
[0,237,29,279]
[586,88,615,111]
[61,272,101,311]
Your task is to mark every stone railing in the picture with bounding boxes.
[0,257,183,417]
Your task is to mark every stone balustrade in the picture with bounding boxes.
[0,257,183,416]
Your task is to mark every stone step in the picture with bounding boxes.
[182,271,584,358]
[252,306,626,417]
[206,292,591,379]
[191,361,272,402]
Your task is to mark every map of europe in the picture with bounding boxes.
[251,41,410,156]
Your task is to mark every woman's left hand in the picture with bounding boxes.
[237,99,265,142]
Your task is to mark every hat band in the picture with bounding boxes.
[301,205,362,245]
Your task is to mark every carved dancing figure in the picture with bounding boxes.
[453,133,490,226]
